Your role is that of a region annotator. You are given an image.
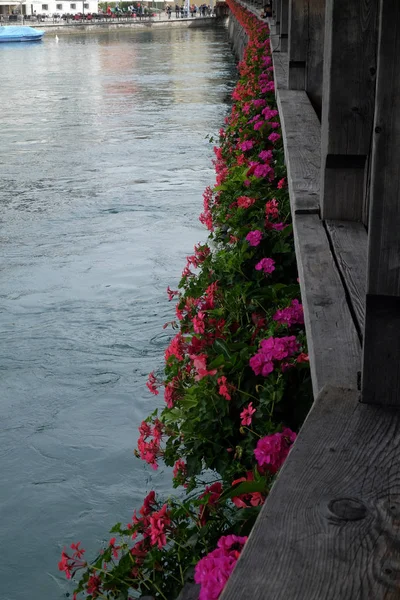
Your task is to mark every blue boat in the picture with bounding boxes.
[0,26,44,42]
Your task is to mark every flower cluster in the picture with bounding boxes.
[249,336,300,376]
[254,428,297,473]
[194,535,248,600]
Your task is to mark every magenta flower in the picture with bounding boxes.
[273,299,304,326]
[255,257,275,274]
[268,132,281,143]
[254,428,297,473]
[239,140,254,151]
[246,230,263,246]
[254,163,273,178]
[194,535,247,600]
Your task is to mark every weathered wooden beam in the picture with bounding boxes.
[293,214,361,396]
[272,49,289,90]
[280,0,289,51]
[325,220,368,335]
[362,0,400,406]
[320,0,378,221]
[306,0,326,118]
[221,385,400,599]
[276,90,320,213]
[288,0,308,89]
[274,0,281,33]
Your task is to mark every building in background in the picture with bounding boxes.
[0,0,98,16]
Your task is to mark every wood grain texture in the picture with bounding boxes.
[293,214,361,395]
[177,584,201,600]
[280,0,289,51]
[306,0,326,118]
[275,0,282,31]
[362,1,400,405]
[272,48,288,90]
[321,0,378,221]
[288,0,308,89]
[325,220,368,334]
[221,385,400,600]
[276,89,320,213]
[365,0,400,298]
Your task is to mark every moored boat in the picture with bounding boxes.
[0,26,44,43]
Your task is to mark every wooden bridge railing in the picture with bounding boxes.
[220,1,400,598]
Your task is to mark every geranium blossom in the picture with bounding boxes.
[246,230,263,246]
[194,535,247,600]
[254,428,297,472]
[240,402,256,426]
[255,257,275,274]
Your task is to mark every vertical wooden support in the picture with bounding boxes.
[362,0,400,406]
[280,0,289,51]
[320,0,378,221]
[288,0,308,89]
[275,0,281,33]
[306,0,326,118]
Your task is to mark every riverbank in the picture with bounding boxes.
[25,15,220,33]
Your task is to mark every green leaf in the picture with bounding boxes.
[221,480,268,500]
[213,339,233,360]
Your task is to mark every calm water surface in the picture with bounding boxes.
[0,27,235,599]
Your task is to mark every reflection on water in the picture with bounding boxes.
[0,27,235,600]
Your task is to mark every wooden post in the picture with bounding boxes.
[362,0,400,406]
[288,0,308,89]
[275,0,281,33]
[280,0,289,51]
[320,0,377,221]
[306,0,326,118]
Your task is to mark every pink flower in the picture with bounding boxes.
[237,195,256,209]
[277,177,286,189]
[246,230,263,246]
[218,376,232,401]
[191,354,217,381]
[258,149,273,162]
[146,371,159,396]
[149,504,171,549]
[255,258,275,274]
[239,140,254,151]
[268,132,281,143]
[193,311,206,334]
[172,458,187,477]
[249,336,300,377]
[194,535,247,600]
[254,120,264,131]
[273,299,304,326]
[166,286,179,301]
[240,402,256,426]
[254,428,297,473]
[254,163,274,179]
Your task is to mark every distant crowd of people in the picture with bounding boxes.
[165,4,214,18]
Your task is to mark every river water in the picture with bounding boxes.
[0,26,235,600]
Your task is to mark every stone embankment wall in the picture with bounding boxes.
[227,10,248,59]
[29,16,221,33]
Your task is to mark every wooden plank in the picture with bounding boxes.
[320,0,378,221]
[306,0,326,119]
[274,0,281,33]
[288,0,308,89]
[272,49,288,90]
[177,584,201,600]
[362,0,400,406]
[293,214,361,396]
[222,385,400,600]
[280,0,289,51]
[276,89,320,213]
[325,220,368,335]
